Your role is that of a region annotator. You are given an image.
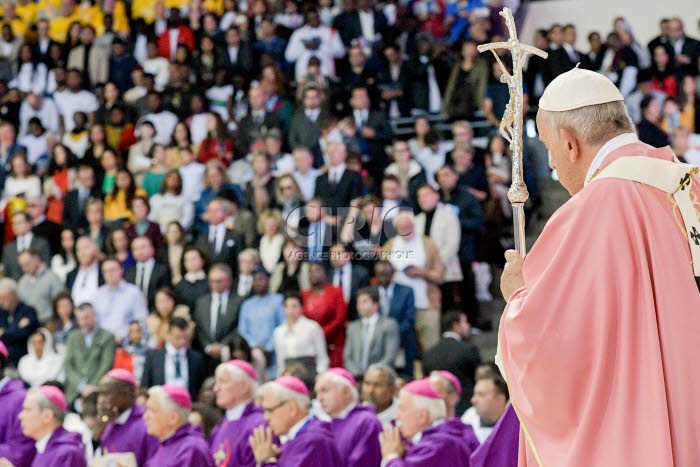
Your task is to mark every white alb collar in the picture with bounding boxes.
[584,133,639,186]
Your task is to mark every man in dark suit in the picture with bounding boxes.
[1,212,51,280]
[334,0,389,47]
[0,278,39,366]
[288,84,327,157]
[422,311,482,415]
[62,164,102,232]
[141,317,207,398]
[348,86,392,178]
[221,25,254,76]
[668,17,700,76]
[374,260,417,378]
[329,244,369,321]
[297,197,336,264]
[379,44,411,118]
[193,264,243,366]
[28,196,62,256]
[34,19,61,65]
[124,236,171,309]
[406,35,450,114]
[235,85,282,157]
[647,18,674,62]
[194,198,245,274]
[313,142,363,217]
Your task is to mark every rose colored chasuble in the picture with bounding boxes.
[500,142,700,466]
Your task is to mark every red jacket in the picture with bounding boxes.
[157,25,195,60]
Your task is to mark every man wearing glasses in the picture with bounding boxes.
[249,376,341,466]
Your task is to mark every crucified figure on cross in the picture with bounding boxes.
[477,7,548,256]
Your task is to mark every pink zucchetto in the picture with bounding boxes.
[107,369,136,386]
[39,386,67,411]
[326,368,357,386]
[227,359,257,380]
[438,371,462,396]
[0,341,7,358]
[161,385,192,410]
[275,376,309,396]
[402,378,442,399]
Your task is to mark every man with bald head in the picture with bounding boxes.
[500,67,700,465]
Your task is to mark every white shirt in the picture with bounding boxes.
[168,28,179,61]
[93,281,148,340]
[225,400,251,421]
[143,57,171,92]
[228,46,239,65]
[360,312,380,369]
[584,133,639,186]
[328,163,347,185]
[354,109,369,129]
[273,316,329,376]
[210,291,230,337]
[285,24,346,81]
[179,161,206,203]
[237,274,253,297]
[461,406,495,443]
[358,10,376,42]
[18,99,60,137]
[53,90,99,132]
[333,263,352,304]
[15,232,33,252]
[281,414,313,444]
[115,408,132,425]
[141,111,178,146]
[18,134,48,166]
[35,431,53,454]
[377,398,398,427]
[164,342,188,389]
[208,223,226,254]
[294,169,321,201]
[134,258,155,297]
[71,263,100,306]
[149,193,195,233]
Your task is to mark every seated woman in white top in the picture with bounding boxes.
[3,151,42,203]
[148,170,195,233]
[273,292,329,378]
[257,208,286,273]
[17,328,65,387]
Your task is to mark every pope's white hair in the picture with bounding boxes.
[403,391,446,422]
[148,386,190,424]
[541,101,635,147]
[215,362,258,395]
[322,373,359,403]
[257,381,311,411]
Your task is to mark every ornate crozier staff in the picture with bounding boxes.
[477,8,547,256]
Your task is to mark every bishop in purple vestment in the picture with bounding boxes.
[316,368,382,467]
[469,404,519,467]
[0,342,36,467]
[250,376,342,467]
[144,385,215,467]
[380,378,473,467]
[99,369,159,466]
[209,360,265,467]
[17,386,86,467]
[429,371,480,455]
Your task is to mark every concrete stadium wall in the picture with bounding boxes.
[520,0,700,52]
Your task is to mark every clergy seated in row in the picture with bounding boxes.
[143,385,214,467]
[378,378,474,466]
[98,369,159,466]
[15,385,87,467]
[461,375,510,443]
[250,376,342,466]
[209,359,265,467]
[314,368,383,467]
[360,363,399,427]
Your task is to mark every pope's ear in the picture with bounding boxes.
[559,127,580,163]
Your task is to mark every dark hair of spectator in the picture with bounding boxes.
[441,310,466,333]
